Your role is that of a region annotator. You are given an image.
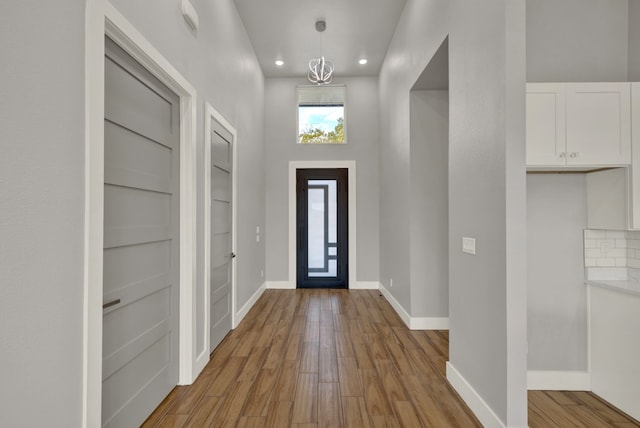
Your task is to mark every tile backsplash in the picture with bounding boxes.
[584,229,640,269]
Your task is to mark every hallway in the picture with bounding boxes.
[142,289,640,427]
[143,289,480,427]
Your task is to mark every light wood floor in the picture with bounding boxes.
[142,289,640,428]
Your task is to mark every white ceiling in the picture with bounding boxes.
[233,0,407,79]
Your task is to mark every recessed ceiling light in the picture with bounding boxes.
[358,58,368,65]
[275,60,284,67]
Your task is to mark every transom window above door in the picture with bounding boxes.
[297,85,346,144]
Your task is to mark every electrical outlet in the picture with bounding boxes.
[390,278,393,287]
[260,269,264,278]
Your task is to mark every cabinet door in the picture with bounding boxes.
[526,83,566,166]
[630,83,640,229]
[566,83,631,166]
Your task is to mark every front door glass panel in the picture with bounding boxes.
[307,179,337,277]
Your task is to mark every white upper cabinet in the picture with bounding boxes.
[527,82,631,168]
[566,83,631,165]
[526,83,566,166]
[630,83,640,229]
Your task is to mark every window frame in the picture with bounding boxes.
[296,84,347,144]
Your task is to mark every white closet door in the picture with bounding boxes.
[102,37,180,428]
[210,120,233,353]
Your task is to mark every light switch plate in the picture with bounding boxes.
[462,237,476,255]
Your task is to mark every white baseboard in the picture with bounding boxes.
[193,347,210,380]
[266,281,295,289]
[378,284,449,330]
[410,317,450,330]
[234,282,266,327]
[379,284,412,328]
[351,281,380,290]
[527,370,591,391]
[446,362,505,428]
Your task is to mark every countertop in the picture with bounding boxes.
[586,279,640,298]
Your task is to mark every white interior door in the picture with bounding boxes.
[102,37,180,428]
[210,119,234,352]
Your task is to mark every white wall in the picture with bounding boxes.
[527,174,588,371]
[379,1,527,425]
[264,77,380,285]
[526,0,629,82]
[0,0,265,426]
[629,0,640,81]
[409,90,449,318]
[0,1,85,426]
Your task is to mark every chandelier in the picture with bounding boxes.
[308,19,334,85]
[308,57,334,85]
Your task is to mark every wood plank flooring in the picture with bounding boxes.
[529,391,640,428]
[142,289,640,428]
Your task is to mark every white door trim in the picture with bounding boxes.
[202,103,238,373]
[84,2,198,427]
[288,161,357,288]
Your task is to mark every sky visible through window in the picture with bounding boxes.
[298,105,343,134]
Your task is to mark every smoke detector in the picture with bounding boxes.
[315,19,326,32]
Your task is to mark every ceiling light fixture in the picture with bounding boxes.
[358,58,368,65]
[308,19,334,85]
[275,60,284,67]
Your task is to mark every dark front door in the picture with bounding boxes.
[296,168,348,288]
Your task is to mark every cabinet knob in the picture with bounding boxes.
[569,152,578,158]
[559,152,566,158]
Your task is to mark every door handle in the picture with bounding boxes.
[231,252,236,259]
[103,299,121,309]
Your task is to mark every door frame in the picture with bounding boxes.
[288,161,357,289]
[203,102,237,362]
[84,3,198,427]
